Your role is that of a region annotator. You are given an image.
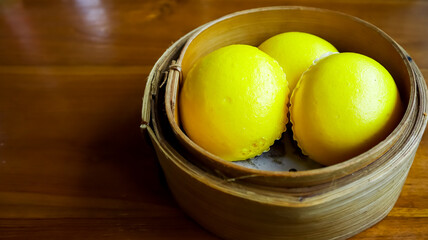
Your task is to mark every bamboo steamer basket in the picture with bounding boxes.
[141,6,428,240]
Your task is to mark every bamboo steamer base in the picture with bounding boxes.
[142,7,428,240]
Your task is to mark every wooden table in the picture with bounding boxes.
[0,1,427,239]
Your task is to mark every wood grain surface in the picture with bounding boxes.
[0,0,427,239]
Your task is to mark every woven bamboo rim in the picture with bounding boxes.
[163,6,418,187]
